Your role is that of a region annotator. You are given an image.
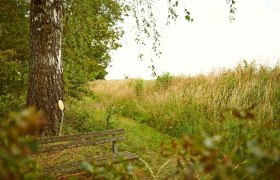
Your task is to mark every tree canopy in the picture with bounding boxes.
[63,0,127,97]
[0,0,127,102]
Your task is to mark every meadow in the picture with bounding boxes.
[84,61,280,178]
[90,61,280,134]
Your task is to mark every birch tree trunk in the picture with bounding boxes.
[27,0,64,136]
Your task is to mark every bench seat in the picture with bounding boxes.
[35,129,138,178]
[44,151,138,178]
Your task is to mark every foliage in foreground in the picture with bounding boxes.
[0,108,133,180]
[0,108,46,180]
[161,118,280,179]
[81,161,134,179]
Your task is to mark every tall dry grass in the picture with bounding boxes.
[89,62,280,178]
[90,61,280,137]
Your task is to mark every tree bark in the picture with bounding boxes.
[27,0,64,136]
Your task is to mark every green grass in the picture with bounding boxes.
[111,115,177,179]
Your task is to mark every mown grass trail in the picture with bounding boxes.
[110,115,178,178]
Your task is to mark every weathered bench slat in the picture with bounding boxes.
[94,151,139,165]
[36,128,138,178]
[44,151,139,177]
[40,128,125,144]
[38,136,125,153]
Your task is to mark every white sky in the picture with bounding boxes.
[106,0,280,80]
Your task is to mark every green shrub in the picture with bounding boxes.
[63,97,106,134]
[134,78,144,97]
[156,72,173,88]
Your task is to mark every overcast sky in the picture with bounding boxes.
[106,0,280,79]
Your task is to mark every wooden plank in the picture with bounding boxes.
[93,151,138,162]
[94,152,139,166]
[40,129,125,144]
[44,151,139,177]
[34,129,139,178]
[44,161,80,175]
[44,152,138,172]
[37,136,125,153]
[44,153,138,178]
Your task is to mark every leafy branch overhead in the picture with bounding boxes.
[63,0,127,97]
[227,0,237,21]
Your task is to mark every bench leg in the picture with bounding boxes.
[112,135,117,154]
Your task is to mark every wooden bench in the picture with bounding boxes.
[36,128,138,178]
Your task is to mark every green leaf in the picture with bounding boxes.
[185,15,191,21]
[81,161,94,173]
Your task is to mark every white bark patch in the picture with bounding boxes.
[57,49,61,71]
[53,9,58,23]
[51,57,55,66]
[57,37,62,73]
[34,13,43,22]
[46,0,53,7]
[42,57,47,64]
[48,51,55,66]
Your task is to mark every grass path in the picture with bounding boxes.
[88,81,180,178]
[109,115,178,178]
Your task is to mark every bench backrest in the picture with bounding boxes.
[37,129,125,153]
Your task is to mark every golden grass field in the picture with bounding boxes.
[90,61,280,133]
